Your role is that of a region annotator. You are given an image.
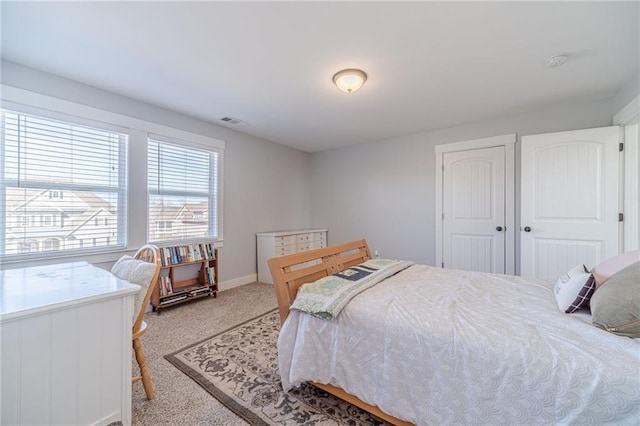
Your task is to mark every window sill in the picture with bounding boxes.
[1,248,133,271]
[1,239,224,271]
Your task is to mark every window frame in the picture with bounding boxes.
[1,105,130,262]
[1,85,224,269]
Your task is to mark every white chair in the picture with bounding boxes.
[111,244,161,400]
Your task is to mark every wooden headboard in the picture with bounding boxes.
[268,239,371,324]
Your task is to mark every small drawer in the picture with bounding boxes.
[278,246,297,256]
[275,235,297,247]
[297,234,310,243]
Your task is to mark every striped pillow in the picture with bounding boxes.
[554,264,596,313]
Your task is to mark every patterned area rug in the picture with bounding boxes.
[165,309,389,426]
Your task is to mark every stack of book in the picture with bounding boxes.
[159,293,187,305]
[159,243,216,266]
[189,287,211,297]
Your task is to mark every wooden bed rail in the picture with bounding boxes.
[268,239,371,324]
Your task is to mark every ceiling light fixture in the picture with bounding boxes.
[332,69,367,93]
[545,54,569,68]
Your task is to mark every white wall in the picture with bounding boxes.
[614,72,640,252]
[613,71,640,115]
[1,60,312,284]
[310,98,616,267]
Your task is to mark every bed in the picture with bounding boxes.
[268,239,640,425]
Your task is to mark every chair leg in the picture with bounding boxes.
[133,337,155,400]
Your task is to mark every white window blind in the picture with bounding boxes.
[147,137,219,243]
[1,109,128,257]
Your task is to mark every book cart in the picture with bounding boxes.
[150,243,218,314]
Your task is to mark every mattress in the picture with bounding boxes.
[278,264,640,425]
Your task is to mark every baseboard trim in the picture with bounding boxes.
[219,274,257,292]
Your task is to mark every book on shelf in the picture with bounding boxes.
[205,266,216,286]
[159,243,217,266]
[160,294,187,304]
[190,287,211,296]
[159,276,173,296]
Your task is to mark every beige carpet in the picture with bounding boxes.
[132,282,278,425]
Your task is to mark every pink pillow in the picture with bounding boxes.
[591,250,640,287]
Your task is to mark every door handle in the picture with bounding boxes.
[496,226,504,232]
[523,226,532,232]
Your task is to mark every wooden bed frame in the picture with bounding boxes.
[268,239,414,426]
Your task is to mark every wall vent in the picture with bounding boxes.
[220,116,249,127]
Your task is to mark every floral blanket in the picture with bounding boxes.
[290,258,414,320]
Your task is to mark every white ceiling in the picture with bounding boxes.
[1,1,638,153]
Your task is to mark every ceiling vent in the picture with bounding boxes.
[544,54,569,68]
[220,116,249,127]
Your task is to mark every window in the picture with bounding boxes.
[17,240,38,253]
[16,215,28,227]
[43,238,60,251]
[148,137,219,243]
[41,215,53,227]
[1,109,128,257]
[156,221,173,233]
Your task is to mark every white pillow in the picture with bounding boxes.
[554,264,596,313]
[111,255,157,324]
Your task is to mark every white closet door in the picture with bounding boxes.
[442,146,506,273]
[520,126,620,280]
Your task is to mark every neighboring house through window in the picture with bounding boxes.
[147,137,220,243]
[1,108,128,257]
[1,90,224,266]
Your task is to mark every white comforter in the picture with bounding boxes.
[278,264,640,425]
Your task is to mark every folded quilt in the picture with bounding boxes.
[290,258,414,320]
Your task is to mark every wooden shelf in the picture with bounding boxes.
[160,259,213,268]
[151,245,218,314]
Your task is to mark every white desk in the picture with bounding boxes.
[1,261,141,426]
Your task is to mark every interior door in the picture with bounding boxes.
[520,126,620,280]
[442,146,506,273]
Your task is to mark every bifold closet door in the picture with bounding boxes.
[442,146,506,273]
[520,126,620,280]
